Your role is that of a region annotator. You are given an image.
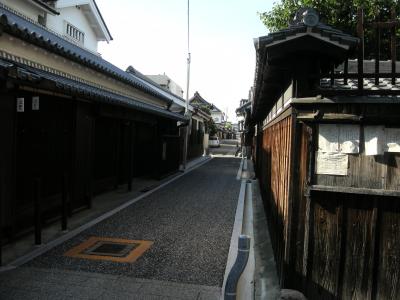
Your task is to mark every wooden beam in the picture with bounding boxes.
[357,8,364,92]
[297,113,361,122]
[371,21,400,29]
[391,8,397,85]
[375,14,380,86]
[310,185,400,197]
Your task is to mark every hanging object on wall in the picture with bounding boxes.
[16,97,24,112]
[315,152,349,176]
[364,126,385,156]
[385,128,400,153]
[318,124,360,154]
[32,96,39,111]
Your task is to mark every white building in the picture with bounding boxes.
[146,74,184,98]
[0,0,112,53]
[211,106,226,124]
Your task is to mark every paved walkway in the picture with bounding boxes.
[0,157,241,299]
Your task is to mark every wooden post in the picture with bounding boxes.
[330,63,335,86]
[343,57,348,85]
[357,8,364,92]
[336,199,347,298]
[0,171,3,266]
[371,198,381,299]
[127,122,133,192]
[303,189,314,293]
[114,122,121,190]
[284,112,300,287]
[375,14,380,86]
[391,8,397,85]
[61,173,68,231]
[34,177,42,245]
[303,123,316,292]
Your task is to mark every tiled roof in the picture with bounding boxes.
[255,20,358,51]
[0,5,177,106]
[189,91,213,107]
[252,9,359,122]
[235,101,251,114]
[1,58,188,122]
[126,67,187,107]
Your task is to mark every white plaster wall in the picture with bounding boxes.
[212,112,224,123]
[168,81,184,98]
[47,6,98,52]
[0,0,44,21]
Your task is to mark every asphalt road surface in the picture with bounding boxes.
[209,139,241,157]
[0,156,242,299]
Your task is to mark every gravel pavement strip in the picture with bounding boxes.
[0,157,241,299]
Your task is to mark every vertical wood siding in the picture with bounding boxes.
[257,119,400,299]
[260,116,292,280]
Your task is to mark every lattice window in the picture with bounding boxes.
[65,22,84,44]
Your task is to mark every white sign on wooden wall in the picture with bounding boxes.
[364,126,385,156]
[339,125,360,154]
[318,124,360,154]
[315,152,349,176]
[318,124,339,152]
[385,128,400,152]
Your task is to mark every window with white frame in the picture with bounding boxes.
[65,22,85,44]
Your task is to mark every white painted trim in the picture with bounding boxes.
[266,31,350,50]
[55,0,111,41]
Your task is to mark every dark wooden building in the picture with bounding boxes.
[0,5,187,249]
[250,8,400,299]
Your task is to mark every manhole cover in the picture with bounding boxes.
[64,237,153,263]
[83,241,139,257]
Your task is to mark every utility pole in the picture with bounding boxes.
[182,0,191,170]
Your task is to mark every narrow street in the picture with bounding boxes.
[210,139,241,157]
[0,151,242,299]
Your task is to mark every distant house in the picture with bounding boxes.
[129,69,212,160]
[190,91,228,138]
[235,98,251,152]
[146,74,184,98]
[211,105,226,125]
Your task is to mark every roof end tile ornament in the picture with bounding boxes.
[291,7,319,27]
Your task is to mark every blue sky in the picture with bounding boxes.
[96,0,273,122]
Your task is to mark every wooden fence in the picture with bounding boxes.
[257,116,400,299]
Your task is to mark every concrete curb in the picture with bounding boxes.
[252,180,280,300]
[221,180,247,298]
[236,158,244,180]
[222,159,255,300]
[0,156,213,272]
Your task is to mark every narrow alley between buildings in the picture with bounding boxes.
[0,146,247,299]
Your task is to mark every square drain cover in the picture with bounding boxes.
[64,237,153,263]
[83,241,139,257]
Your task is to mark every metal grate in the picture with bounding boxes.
[64,237,153,263]
[82,241,139,257]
